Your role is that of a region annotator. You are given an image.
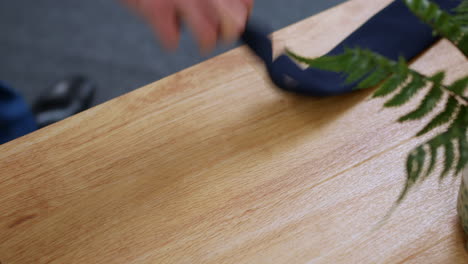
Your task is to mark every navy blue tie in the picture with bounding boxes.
[241,0,460,96]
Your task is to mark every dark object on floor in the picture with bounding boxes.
[242,0,459,96]
[0,81,37,144]
[33,76,96,128]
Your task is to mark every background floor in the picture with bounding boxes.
[0,0,346,106]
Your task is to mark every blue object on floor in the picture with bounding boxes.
[241,0,460,96]
[0,81,37,144]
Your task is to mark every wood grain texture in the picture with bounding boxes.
[1,0,468,263]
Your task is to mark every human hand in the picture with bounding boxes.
[124,0,254,53]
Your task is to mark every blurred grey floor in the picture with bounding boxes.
[0,0,346,106]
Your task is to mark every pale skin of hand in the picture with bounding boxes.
[124,0,254,53]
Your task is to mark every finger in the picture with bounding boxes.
[213,0,249,43]
[240,0,254,15]
[178,1,218,53]
[142,0,180,49]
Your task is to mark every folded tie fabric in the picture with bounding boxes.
[241,0,460,96]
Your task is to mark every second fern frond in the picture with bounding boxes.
[287,47,467,201]
[286,0,468,203]
[403,0,468,56]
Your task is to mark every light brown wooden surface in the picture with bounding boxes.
[1,0,468,263]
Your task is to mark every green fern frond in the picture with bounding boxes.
[441,139,455,179]
[287,45,467,204]
[403,0,468,56]
[357,68,388,90]
[286,0,468,213]
[417,96,460,136]
[286,48,463,113]
[426,143,438,177]
[286,48,412,97]
[285,49,347,71]
[453,0,468,29]
[457,132,468,173]
[343,50,387,85]
[397,105,467,201]
[398,146,426,202]
[384,73,426,107]
[398,72,444,122]
[399,132,455,200]
[453,106,468,173]
[373,57,409,97]
[448,76,468,97]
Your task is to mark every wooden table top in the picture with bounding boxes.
[1,0,468,263]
